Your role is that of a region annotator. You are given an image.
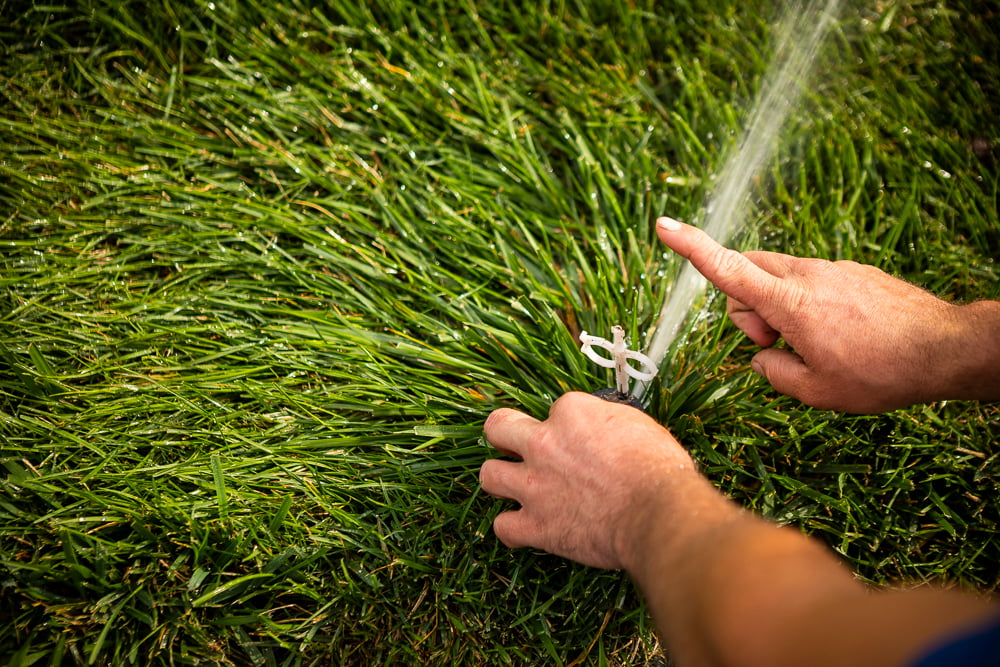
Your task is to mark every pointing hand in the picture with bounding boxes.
[656,216,1000,413]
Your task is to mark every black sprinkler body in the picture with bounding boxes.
[592,387,645,411]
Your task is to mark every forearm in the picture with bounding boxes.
[628,496,858,667]
[627,489,996,667]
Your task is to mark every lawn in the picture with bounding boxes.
[1,0,998,665]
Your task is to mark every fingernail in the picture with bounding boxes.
[750,359,764,376]
[656,216,683,231]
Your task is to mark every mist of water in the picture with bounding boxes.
[635,0,842,401]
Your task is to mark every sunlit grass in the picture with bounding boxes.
[1,0,998,664]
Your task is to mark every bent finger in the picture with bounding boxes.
[656,217,782,308]
[479,458,525,502]
[484,408,539,459]
[752,347,812,400]
[492,509,540,550]
[728,300,781,347]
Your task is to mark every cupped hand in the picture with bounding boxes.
[479,392,718,571]
[656,216,978,413]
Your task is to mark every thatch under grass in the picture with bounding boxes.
[1,0,998,664]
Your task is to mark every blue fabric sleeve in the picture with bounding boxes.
[909,615,1000,667]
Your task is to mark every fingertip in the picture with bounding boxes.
[493,510,531,549]
[483,407,525,439]
[653,216,718,263]
[479,458,524,502]
[483,408,508,435]
[656,216,684,232]
[655,217,691,251]
[478,457,499,488]
[483,408,538,460]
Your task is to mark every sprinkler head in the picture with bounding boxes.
[579,325,657,412]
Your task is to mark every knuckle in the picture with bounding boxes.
[550,391,589,414]
[526,426,553,458]
[831,258,864,272]
[711,247,747,278]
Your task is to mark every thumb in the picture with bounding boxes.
[751,348,815,402]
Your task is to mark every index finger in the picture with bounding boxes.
[655,216,781,308]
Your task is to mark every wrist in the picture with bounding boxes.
[619,480,757,666]
[942,300,1000,402]
[617,471,740,579]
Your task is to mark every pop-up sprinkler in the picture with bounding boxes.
[579,325,658,410]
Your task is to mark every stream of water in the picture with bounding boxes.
[635,0,843,401]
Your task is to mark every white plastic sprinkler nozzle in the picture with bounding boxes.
[579,325,658,397]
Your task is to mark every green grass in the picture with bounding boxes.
[1,0,998,664]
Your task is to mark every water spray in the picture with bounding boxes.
[633,0,843,403]
[577,0,841,408]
